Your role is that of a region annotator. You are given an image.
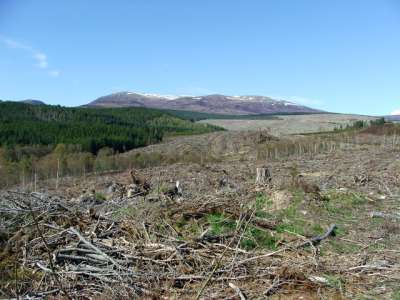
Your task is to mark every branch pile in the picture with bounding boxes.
[0,189,382,299]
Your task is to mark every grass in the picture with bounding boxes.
[274,189,314,236]
[254,193,274,218]
[205,210,278,250]
[112,205,136,219]
[320,191,368,223]
[324,274,345,292]
[392,289,400,300]
[207,212,236,235]
[255,193,271,210]
[95,192,106,202]
[268,188,370,242]
[328,240,362,254]
[241,226,278,250]
[179,187,373,255]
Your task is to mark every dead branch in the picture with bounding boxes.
[228,282,247,300]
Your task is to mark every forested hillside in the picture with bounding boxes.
[0,102,221,153]
[0,102,222,188]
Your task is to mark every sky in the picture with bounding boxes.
[0,0,399,115]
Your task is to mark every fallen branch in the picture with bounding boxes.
[228,282,246,300]
[370,211,400,220]
[67,227,135,275]
[264,277,284,297]
[235,224,338,266]
[298,224,337,247]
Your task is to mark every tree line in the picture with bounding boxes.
[0,102,221,153]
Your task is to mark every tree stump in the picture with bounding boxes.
[255,166,272,185]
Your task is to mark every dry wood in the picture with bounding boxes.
[370,211,400,220]
[255,166,272,185]
[228,282,247,300]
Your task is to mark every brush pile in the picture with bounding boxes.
[0,187,343,299]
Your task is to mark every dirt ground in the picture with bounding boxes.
[1,129,399,299]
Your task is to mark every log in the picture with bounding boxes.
[299,224,337,247]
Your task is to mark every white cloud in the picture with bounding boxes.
[270,95,323,107]
[0,36,58,77]
[49,70,60,77]
[284,96,323,106]
[391,109,400,115]
[3,38,29,50]
[34,52,48,69]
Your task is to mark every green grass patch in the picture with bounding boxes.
[324,274,345,292]
[255,193,271,210]
[322,191,368,220]
[274,189,319,236]
[173,218,203,239]
[207,212,236,235]
[176,216,188,229]
[391,289,400,300]
[241,226,278,250]
[276,222,305,235]
[95,192,106,202]
[328,240,361,254]
[254,193,274,218]
[112,205,136,219]
[325,191,367,208]
[368,217,384,229]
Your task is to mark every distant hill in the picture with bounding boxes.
[86,92,322,115]
[385,115,400,122]
[21,99,46,105]
[0,99,46,105]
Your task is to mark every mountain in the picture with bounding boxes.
[20,99,46,105]
[86,92,322,115]
[385,115,400,122]
[0,99,46,105]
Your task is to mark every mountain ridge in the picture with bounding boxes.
[20,99,46,105]
[86,92,322,115]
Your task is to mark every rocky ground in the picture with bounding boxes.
[1,129,399,299]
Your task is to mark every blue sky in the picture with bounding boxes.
[0,0,399,115]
